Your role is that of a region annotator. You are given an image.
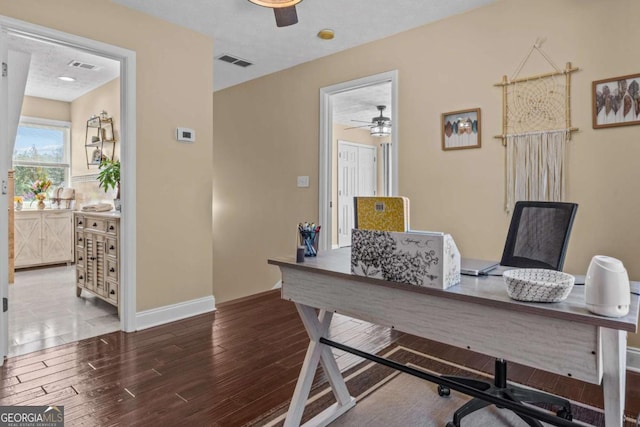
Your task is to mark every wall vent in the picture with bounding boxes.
[68,60,99,70]
[216,54,253,68]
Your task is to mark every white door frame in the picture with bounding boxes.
[318,70,398,252]
[0,15,137,354]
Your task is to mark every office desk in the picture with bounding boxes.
[268,248,639,427]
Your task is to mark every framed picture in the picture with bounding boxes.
[441,108,481,151]
[592,73,640,129]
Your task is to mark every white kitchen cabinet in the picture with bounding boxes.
[14,210,74,268]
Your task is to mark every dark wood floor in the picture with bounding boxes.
[1,290,638,426]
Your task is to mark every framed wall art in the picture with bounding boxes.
[441,108,481,151]
[592,73,640,129]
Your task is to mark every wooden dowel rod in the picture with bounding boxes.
[494,127,579,140]
[494,67,580,86]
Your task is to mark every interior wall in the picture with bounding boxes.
[69,78,121,206]
[70,77,120,178]
[213,0,640,346]
[1,0,214,312]
[21,96,70,122]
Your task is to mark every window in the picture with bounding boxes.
[13,118,71,202]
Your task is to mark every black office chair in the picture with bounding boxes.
[439,201,579,427]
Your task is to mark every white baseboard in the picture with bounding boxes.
[628,346,640,373]
[136,295,216,331]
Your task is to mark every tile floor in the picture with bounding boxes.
[8,265,120,357]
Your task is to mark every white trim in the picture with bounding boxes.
[272,280,282,289]
[71,174,100,183]
[0,15,137,333]
[318,70,398,252]
[20,116,71,128]
[136,296,216,331]
[628,346,640,373]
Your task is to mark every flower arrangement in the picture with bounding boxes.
[30,179,51,206]
[31,179,51,209]
[14,196,23,211]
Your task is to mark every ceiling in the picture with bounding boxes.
[111,0,496,92]
[332,82,391,127]
[9,33,120,102]
[9,0,494,116]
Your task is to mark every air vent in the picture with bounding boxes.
[68,60,99,70]
[216,54,253,68]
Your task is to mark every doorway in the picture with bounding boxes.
[319,71,398,250]
[0,17,137,363]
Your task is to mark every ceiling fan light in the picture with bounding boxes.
[273,6,298,27]
[370,124,391,137]
[248,0,302,8]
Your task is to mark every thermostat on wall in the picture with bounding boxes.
[177,127,195,143]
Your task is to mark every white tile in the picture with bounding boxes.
[9,266,119,358]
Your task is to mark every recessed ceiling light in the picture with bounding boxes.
[317,29,335,40]
[58,76,76,82]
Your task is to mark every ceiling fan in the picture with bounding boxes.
[248,0,301,27]
[345,105,392,137]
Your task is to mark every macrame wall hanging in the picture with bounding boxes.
[495,40,579,212]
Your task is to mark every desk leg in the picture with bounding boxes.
[601,328,626,427]
[283,304,356,427]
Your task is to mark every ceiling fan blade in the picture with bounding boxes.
[344,124,371,130]
[274,6,298,27]
[350,119,371,124]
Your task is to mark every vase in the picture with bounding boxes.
[37,200,45,210]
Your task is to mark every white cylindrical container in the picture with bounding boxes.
[585,255,630,317]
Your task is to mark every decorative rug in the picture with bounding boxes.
[244,345,621,427]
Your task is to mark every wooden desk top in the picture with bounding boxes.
[268,247,639,333]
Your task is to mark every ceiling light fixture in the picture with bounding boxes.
[248,0,302,27]
[57,76,76,82]
[370,124,391,137]
[370,105,391,137]
[317,29,334,40]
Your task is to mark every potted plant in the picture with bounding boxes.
[97,158,121,211]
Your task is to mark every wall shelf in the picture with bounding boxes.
[85,116,116,168]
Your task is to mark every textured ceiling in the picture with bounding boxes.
[332,82,392,127]
[111,0,495,91]
[9,34,120,103]
[10,1,494,114]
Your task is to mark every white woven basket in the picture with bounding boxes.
[503,269,575,302]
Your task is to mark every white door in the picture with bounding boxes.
[0,29,9,365]
[337,141,376,247]
[0,35,31,363]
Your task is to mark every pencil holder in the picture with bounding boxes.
[298,229,320,257]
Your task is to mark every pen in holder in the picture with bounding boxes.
[298,223,321,257]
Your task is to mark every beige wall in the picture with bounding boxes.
[21,96,70,122]
[1,0,214,312]
[70,78,121,207]
[213,0,640,346]
[70,78,120,178]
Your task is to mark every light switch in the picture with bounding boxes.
[297,176,309,188]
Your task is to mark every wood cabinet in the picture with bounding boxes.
[14,210,73,268]
[74,212,120,312]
